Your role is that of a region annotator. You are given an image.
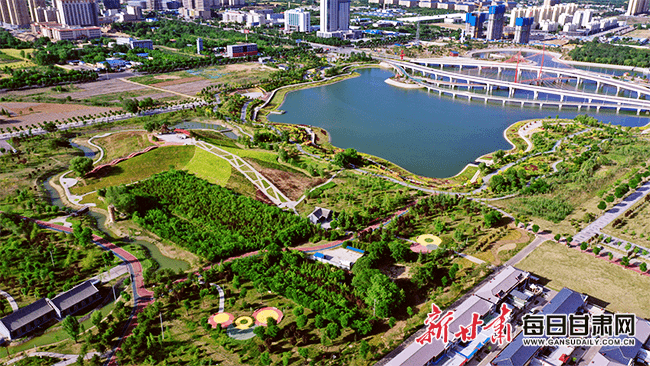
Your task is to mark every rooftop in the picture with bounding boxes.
[0,298,54,332]
[50,280,99,314]
[474,266,529,304]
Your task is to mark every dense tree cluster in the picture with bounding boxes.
[0,29,32,48]
[230,248,376,334]
[0,67,98,90]
[569,41,650,68]
[130,170,318,260]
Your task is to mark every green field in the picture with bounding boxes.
[70,145,196,195]
[517,240,650,318]
[0,48,36,69]
[92,131,155,163]
[220,146,279,164]
[184,147,232,186]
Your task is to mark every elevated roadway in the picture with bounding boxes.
[384,59,650,114]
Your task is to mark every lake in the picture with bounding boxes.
[268,67,648,178]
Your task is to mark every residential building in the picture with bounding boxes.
[146,0,162,10]
[308,207,332,228]
[0,0,31,26]
[514,17,533,44]
[284,7,310,32]
[486,4,505,40]
[33,6,58,22]
[196,37,203,53]
[54,0,99,26]
[225,43,258,57]
[627,0,648,15]
[180,0,214,19]
[465,11,486,39]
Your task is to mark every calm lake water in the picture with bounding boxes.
[269,67,648,178]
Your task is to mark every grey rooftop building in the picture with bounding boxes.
[0,280,101,341]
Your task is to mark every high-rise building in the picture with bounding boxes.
[0,0,31,26]
[465,11,486,39]
[284,8,310,32]
[146,0,162,10]
[103,0,120,9]
[627,0,648,15]
[317,0,349,37]
[514,17,533,44]
[55,0,99,26]
[486,4,505,40]
[196,37,203,54]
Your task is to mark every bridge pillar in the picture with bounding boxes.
[468,95,472,101]
[578,105,581,111]
[597,106,601,112]
[439,90,442,96]
[638,109,642,115]
[503,100,506,106]
[560,94,565,102]
[576,76,581,86]
[479,66,483,74]
[521,101,524,107]
[485,97,488,104]
[533,91,539,100]
[440,64,443,70]
[559,104,562,111]
[638,92,642,100]
[596,81,601,91]
[616,85,621,95]
[459,65,463,71]
[509,87,515,98]
[617,107,621,113]
[498,67,502,75]
[539,103,543,109]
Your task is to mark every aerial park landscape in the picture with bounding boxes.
[2,3,650,365]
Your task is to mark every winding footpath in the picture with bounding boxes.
[0,289,18,312]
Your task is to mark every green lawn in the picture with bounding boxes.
[220,146,279,164]
[517,240,650,318]
[70,145,196,195]
[185,147,232,186]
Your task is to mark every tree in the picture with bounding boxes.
[333,148,359,167]
[326,322,341,339]
[389,240,410,262]
[483,210,502,228]
[605,194,615,203]
[597,201,607,211]
[493,149,505,162]
[122,98,140,114]
[259,352,272,366]
[296,314,308,328]
[62,315,80,343]
[105,185,138,214]
[266,318,279,338]
[640,262,648,272]
[532,224,540,233]
[621,256,630,266]
[43,121,58,133]
[593,247,601,255]
[554,234,561,241]
[69,157,94,177]
[359,340,370,359]
[366,273,404,318]
[580,242,588,251]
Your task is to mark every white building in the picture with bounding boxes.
[627,0,648,16]
[38,23,101,39]
[284,8,310,32]
[54,0,99,26]
[317,0,353,38]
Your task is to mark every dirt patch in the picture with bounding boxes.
[490,227,530,265]
[151,76,204,87]
[380,264,412,279]
[245,160,325,201]
[0,102,118,129]
[154,75,181,80]
[221,63,274,73]
[497,243,517,253]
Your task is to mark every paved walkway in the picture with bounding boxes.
[195,140,292,206]
[91,264,129,284]
[0,288,18,312]
[573,181,650,245]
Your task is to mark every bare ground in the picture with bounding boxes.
[0,102,118,129]
[246,160,325,201]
